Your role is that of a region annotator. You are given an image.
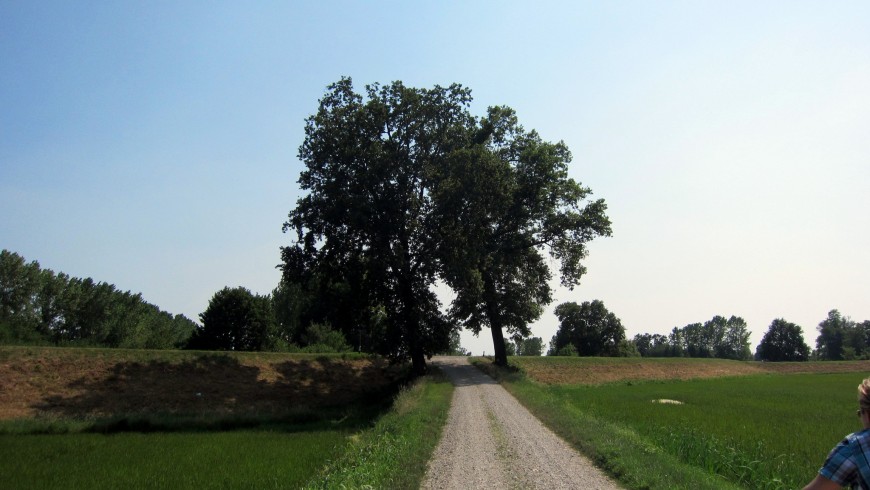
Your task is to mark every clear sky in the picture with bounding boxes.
[2,1,868,356]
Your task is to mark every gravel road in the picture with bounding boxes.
[422,356,621,489]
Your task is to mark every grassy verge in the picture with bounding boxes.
[307,369,454,489]
[474,358,867,490]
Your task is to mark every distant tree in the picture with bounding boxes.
[663,315,752,360]
[548,342,577,356]
[681,322,708,357]
[550,300,627,357]
[0,250,42,341]
[302,322,352,353]
[271,281,301,344]
[756,318,810,361]
[616,339,641,357]
[188,287,276,351]
[438,329,469,356]
[717,315,752,360]
[667,327,686,357]
[633,333,671,357]
[859,321,870,359]
[515,336,544,356]
[1,249,195,348]
[816,310,854,361]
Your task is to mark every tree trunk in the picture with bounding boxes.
[489,318,508,366]
[411,347,427,376]
[483,272,508,367]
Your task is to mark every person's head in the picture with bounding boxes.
[858,378,870,429]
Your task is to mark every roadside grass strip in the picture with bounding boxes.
[307,370,454,489]
[475,358,868,490]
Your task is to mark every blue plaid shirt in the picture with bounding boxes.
[820,429,870,489]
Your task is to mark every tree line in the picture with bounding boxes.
[0,250,196,348]
[630,309,870,362]
[632,315,752,360]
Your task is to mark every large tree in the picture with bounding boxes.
[282,78,472,373]
[756,318,810,361]
[433,106,611,366]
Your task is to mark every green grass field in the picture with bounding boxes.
[478,357,870,489]
[0,430,346,490]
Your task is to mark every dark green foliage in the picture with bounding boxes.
[283,78,610,371]
[756,318,810,361]
[815,309,870,360]
[515,336,544,356]
[632,315,752,360]
[549,300,628,357]
[633,333,672,357]
[0,250,195,348]
[302,323,352,353]
[187,287,276,351]
[283,78,469,373]
[273,273,382,354]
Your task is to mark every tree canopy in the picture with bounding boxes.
[283,78,611,371]
[815,309,870,360]
[549,300,629,357]
[756,318,810,361]
[433,106,611,366]
[187,286,276,351]
[282,78,473,373]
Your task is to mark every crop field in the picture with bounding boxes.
[0,430,347,489]
[0,346,450,489]
[478,357,870,489]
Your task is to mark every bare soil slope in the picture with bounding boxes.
[0,347,405,420]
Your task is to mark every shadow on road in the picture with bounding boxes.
[430,357,498,387]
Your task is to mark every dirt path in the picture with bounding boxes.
[422,356,621,489]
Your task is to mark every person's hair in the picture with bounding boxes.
[859,378,870,410]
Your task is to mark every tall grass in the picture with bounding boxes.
[307,370,454,489]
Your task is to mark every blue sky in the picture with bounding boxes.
[2,1,868,355]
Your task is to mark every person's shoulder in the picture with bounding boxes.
[851,429,870,448]
[844,429,870,443]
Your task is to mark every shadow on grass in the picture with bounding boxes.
[469,357,525,383]
[26,354,409,434]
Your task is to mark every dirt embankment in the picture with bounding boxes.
[0,347,405,420]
